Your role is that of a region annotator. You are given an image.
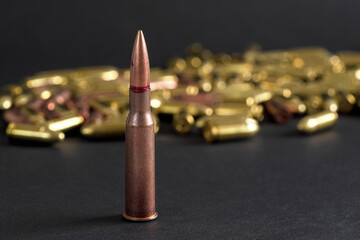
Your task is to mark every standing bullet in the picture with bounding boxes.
[123,30,158,221]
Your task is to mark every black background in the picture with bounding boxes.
[1,0,360,83]
[1,0,360,239]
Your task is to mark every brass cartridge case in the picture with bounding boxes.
[80,115,126,138]
[297,111,338,134]
[46,112,84,132]
[195,114,247,129]
[203,116,259,142]
[25,74,68,89]
[6,123,65,143]
[157,100,213,117]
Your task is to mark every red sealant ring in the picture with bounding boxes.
[130,85,151,93]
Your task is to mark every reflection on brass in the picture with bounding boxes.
[203,116,259,142]
[6,122,65,143]
[297,111,338,134]
[81,115,126,137]
[46,112,84,131]
[157,100,213,116]
[25,74,68,88]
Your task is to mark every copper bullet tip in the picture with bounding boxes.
[130,30,150,90]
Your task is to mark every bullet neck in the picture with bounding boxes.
[129,89,151,112]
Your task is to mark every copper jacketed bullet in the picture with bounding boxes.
[123,30,158,221]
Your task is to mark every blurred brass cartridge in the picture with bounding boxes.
[195,114,247,129]
[80,115,126,138]
[70,66,120,82]
[0,85,23,110]
[6,123,65,143]
[25,74,68,89]
[213,103,264,121]
[297,111,338,134]
[337,51,360,68]
[157,100,213,117]
[46,112,84,132]
[149,69,178,91]
[172,112,195,134]
[203,116,259,142]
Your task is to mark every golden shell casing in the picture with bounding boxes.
[46,112,84,132]
[203,116,259,142]
[297,111,338,134]
[6,123,65,143]
[157,100,213,117]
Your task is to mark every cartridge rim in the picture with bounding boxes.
[122,212,158,222]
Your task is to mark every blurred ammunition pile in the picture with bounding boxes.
[1,44,360,143]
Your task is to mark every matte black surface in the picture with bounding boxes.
[1,0,360,84]
[1,116,360,239]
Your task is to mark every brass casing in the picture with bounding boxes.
[6,123,65,143]
[297,111,338,134]
[203,116,259,142]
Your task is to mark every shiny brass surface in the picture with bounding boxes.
[297,111,338,134]
[6,122,65,143]
[203,116,259,142]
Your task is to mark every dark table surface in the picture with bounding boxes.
[1,115,360,240]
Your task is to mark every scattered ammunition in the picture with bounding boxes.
[297,111,338,134]
[1,42,360,144]
[203,116,259,142]
[6,122,65,143]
